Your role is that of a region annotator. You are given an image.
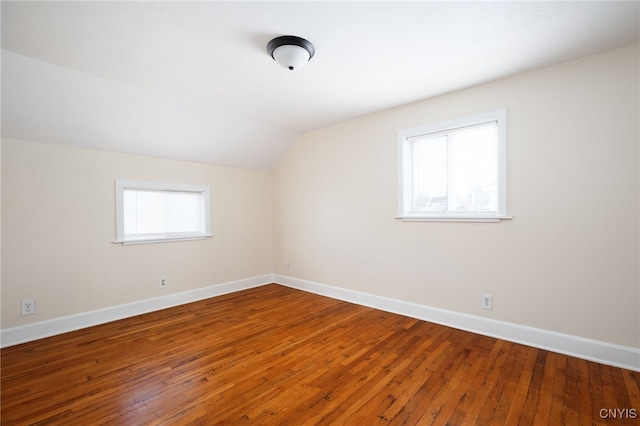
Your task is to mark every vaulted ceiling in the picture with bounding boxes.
[2,1,638,169]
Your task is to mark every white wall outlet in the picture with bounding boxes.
[21,299,35,316]
[284,261,290,271]
[159,276,168,289]
[481,294,493,310]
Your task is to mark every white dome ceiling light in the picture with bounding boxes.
[267,35,315,71]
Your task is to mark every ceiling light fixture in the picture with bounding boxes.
[267,35,315,71]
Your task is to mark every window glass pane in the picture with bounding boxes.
[165,192,203,234]
[123,189,138,235]
[123,190,204,237]
[449,124,498,212]
[126,190,165,235]
[413,136,447,212]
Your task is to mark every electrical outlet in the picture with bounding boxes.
[284,261,290,271]
[21,299,35,316]
[481,294,493,310]
[159,276,168,289]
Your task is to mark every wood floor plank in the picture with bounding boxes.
[2,284,639,425]
[575,358,594,425]
[503,347,540,425]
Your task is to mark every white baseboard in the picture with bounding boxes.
[274,274,640,372]
[0,274,273,348]
[4,273,638,372]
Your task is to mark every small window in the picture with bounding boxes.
[397,110,509,222]
[115,180,211,244]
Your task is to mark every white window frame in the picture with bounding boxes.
[114,180,212,245]
[397,109,510,222]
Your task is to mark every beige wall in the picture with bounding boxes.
[1,140,274,328]
[274,44,640,348]
[2,44,638,350]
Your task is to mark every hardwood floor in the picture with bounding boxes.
[2,284,639,425]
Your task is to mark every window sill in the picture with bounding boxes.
[395,216,512,223]
[113,235,212,245]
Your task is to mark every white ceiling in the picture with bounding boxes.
[2,1,639,170]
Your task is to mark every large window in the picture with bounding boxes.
[115,180,211,244]
[397,110,509,222]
